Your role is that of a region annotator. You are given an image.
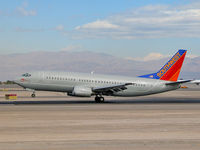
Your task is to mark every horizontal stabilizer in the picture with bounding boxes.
[189,80,200,85]
[165,80,192,85]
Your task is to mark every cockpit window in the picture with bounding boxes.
[22,73,31,77]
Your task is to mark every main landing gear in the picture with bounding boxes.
[95,95,104,103]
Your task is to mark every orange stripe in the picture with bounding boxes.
[169,68,181,81]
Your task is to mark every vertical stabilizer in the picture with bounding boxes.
[139,49,187,81]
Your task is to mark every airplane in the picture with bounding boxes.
[14,49,192,103]
[190,80,200,85]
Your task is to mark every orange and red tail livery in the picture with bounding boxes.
[139,49,187,81]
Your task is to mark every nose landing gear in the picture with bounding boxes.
[95,95,104,103]
[31,91,36,98]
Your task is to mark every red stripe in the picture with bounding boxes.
[160,52,186,81]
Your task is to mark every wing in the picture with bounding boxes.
[92,83,134,95]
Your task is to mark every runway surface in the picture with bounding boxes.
[0,87,200,150]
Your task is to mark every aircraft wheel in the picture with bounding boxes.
[100,97,104,102]
[95,96,104,103]
[95,96,100,103]
[31,93,36,98]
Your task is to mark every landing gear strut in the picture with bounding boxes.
[31,91,36,98]
[95,95,104,103]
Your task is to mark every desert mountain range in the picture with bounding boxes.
[0,51,199,81]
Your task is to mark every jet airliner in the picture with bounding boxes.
[15,49,192,102]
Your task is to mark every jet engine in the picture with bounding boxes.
[68,86,92,97]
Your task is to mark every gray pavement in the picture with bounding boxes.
[0,87,199,150]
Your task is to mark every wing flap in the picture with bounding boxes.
[93,83,133,94]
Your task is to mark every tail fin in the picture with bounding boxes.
[139,49,187,81]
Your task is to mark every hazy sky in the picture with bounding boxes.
[0,0,199,58]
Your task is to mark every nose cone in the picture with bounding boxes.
[13,77,23,86]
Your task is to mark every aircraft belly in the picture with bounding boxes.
[112,86,153,97]
[112,84,178,97]
[26,82,73,92]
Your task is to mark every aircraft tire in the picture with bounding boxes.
[100,97,104,102]
[31,93,36,98]
[95,96,104,103]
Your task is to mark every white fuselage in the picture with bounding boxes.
[15,71,180,97]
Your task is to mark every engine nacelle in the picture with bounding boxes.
[68,86,92,97]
